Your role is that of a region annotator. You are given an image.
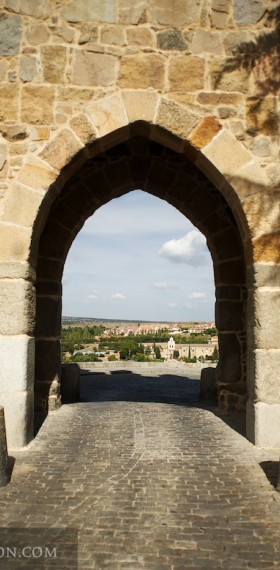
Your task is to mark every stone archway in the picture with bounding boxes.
[34,121,248,437]
[1,93,279,450]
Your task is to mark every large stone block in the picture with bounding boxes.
[233,0,266,26]
[156,99,199,140]
[247,263,280,288]
[87,93,128,138]
[199,367,217,402]
[73,50,117,86]
[246,97,279,136]
[191,29,223,55]
[41,46,67,83]
[0,280,35,335]
[202,130,251,178]
[0,406,9,486]
[118,0,146,24]
[39,129,82,171]
[252,233,280,264]
[2,183,43,227]
[119,54,165,89]
[242,191,280,237]
[0,335,34,392]
[0,224,32,262]
[247,288,280,349]
[4,0,51,18]
[0,390,34,449]
[18,156,58,191]
[19,55,37,83]
[35,340,60,383]
[247,348,280,403]
[246,400,280,448]
[151,0,200,25]
[122,90,158,123]
[62,0,117,23]
[168,56,205,92]
[189,116,221,149]
[21,86,55,124]
[0,85,18,121]
[0,13,21,55]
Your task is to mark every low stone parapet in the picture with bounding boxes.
[199,367,217,403]
[61,363,80,403]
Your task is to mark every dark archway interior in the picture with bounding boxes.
[34,129,247,426]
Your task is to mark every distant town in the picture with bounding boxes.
[61,317,218,364]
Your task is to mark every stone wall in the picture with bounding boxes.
[0,0,279,448]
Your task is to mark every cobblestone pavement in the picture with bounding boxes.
[1,367,280,569]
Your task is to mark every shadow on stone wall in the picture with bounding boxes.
[215,6,280,96]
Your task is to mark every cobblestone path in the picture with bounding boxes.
[0,368,280,569]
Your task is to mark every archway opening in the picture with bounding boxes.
[34,131,247,432]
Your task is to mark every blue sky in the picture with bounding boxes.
[62,190,215,322]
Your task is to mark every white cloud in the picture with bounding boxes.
[88,293,98,300]
[111,292,126,300]
[152,281,178,290]
[189,292,206,300]
[159,230,207,266]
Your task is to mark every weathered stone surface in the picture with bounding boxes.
[122,90,158,123]
[223,31,252,55]
[0,60,8,81]
[0,85,18,121]
[2,183,43,227]
[211,0,230,28]
[87,95,128,136]
[4,0,51,18]
[248,349,280,403]
[246,96,279,136]
[0,336,34,392]
[247,400,280,447]
[0,13,21,55]
[0,224,31,262]
[151,0,200,26]
[41,46,67,83]
[51,24,75,44]
[252,232,280,264]
[36,296,61,338]
[233,0,266,26]
[0,279,35,335]
[156,98,199,140]
[210,60,250,93]
[39,129,82,171]
[248,288,280,349]
[119,54,165,89]
[169,56,205,91]
[21,86,54,124]
[202,130,251,178]
[0,390,34,448]
[18,156,57,190]
[189,116,221,149]
[26,23,49,45]
[70,113,97,145]
[78,24,98,45]
[242,191,280,237]
[19,55,37,82]
[157,29,187,50]
[250,136,271,157]
[61,0,116,23]
[118,0,146,24]
[73,50,117,86]
[197,91,242,105]
[247,263,280,288]
[100,26,124,45]
[191,29,223,55]
[126,27,154,47]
